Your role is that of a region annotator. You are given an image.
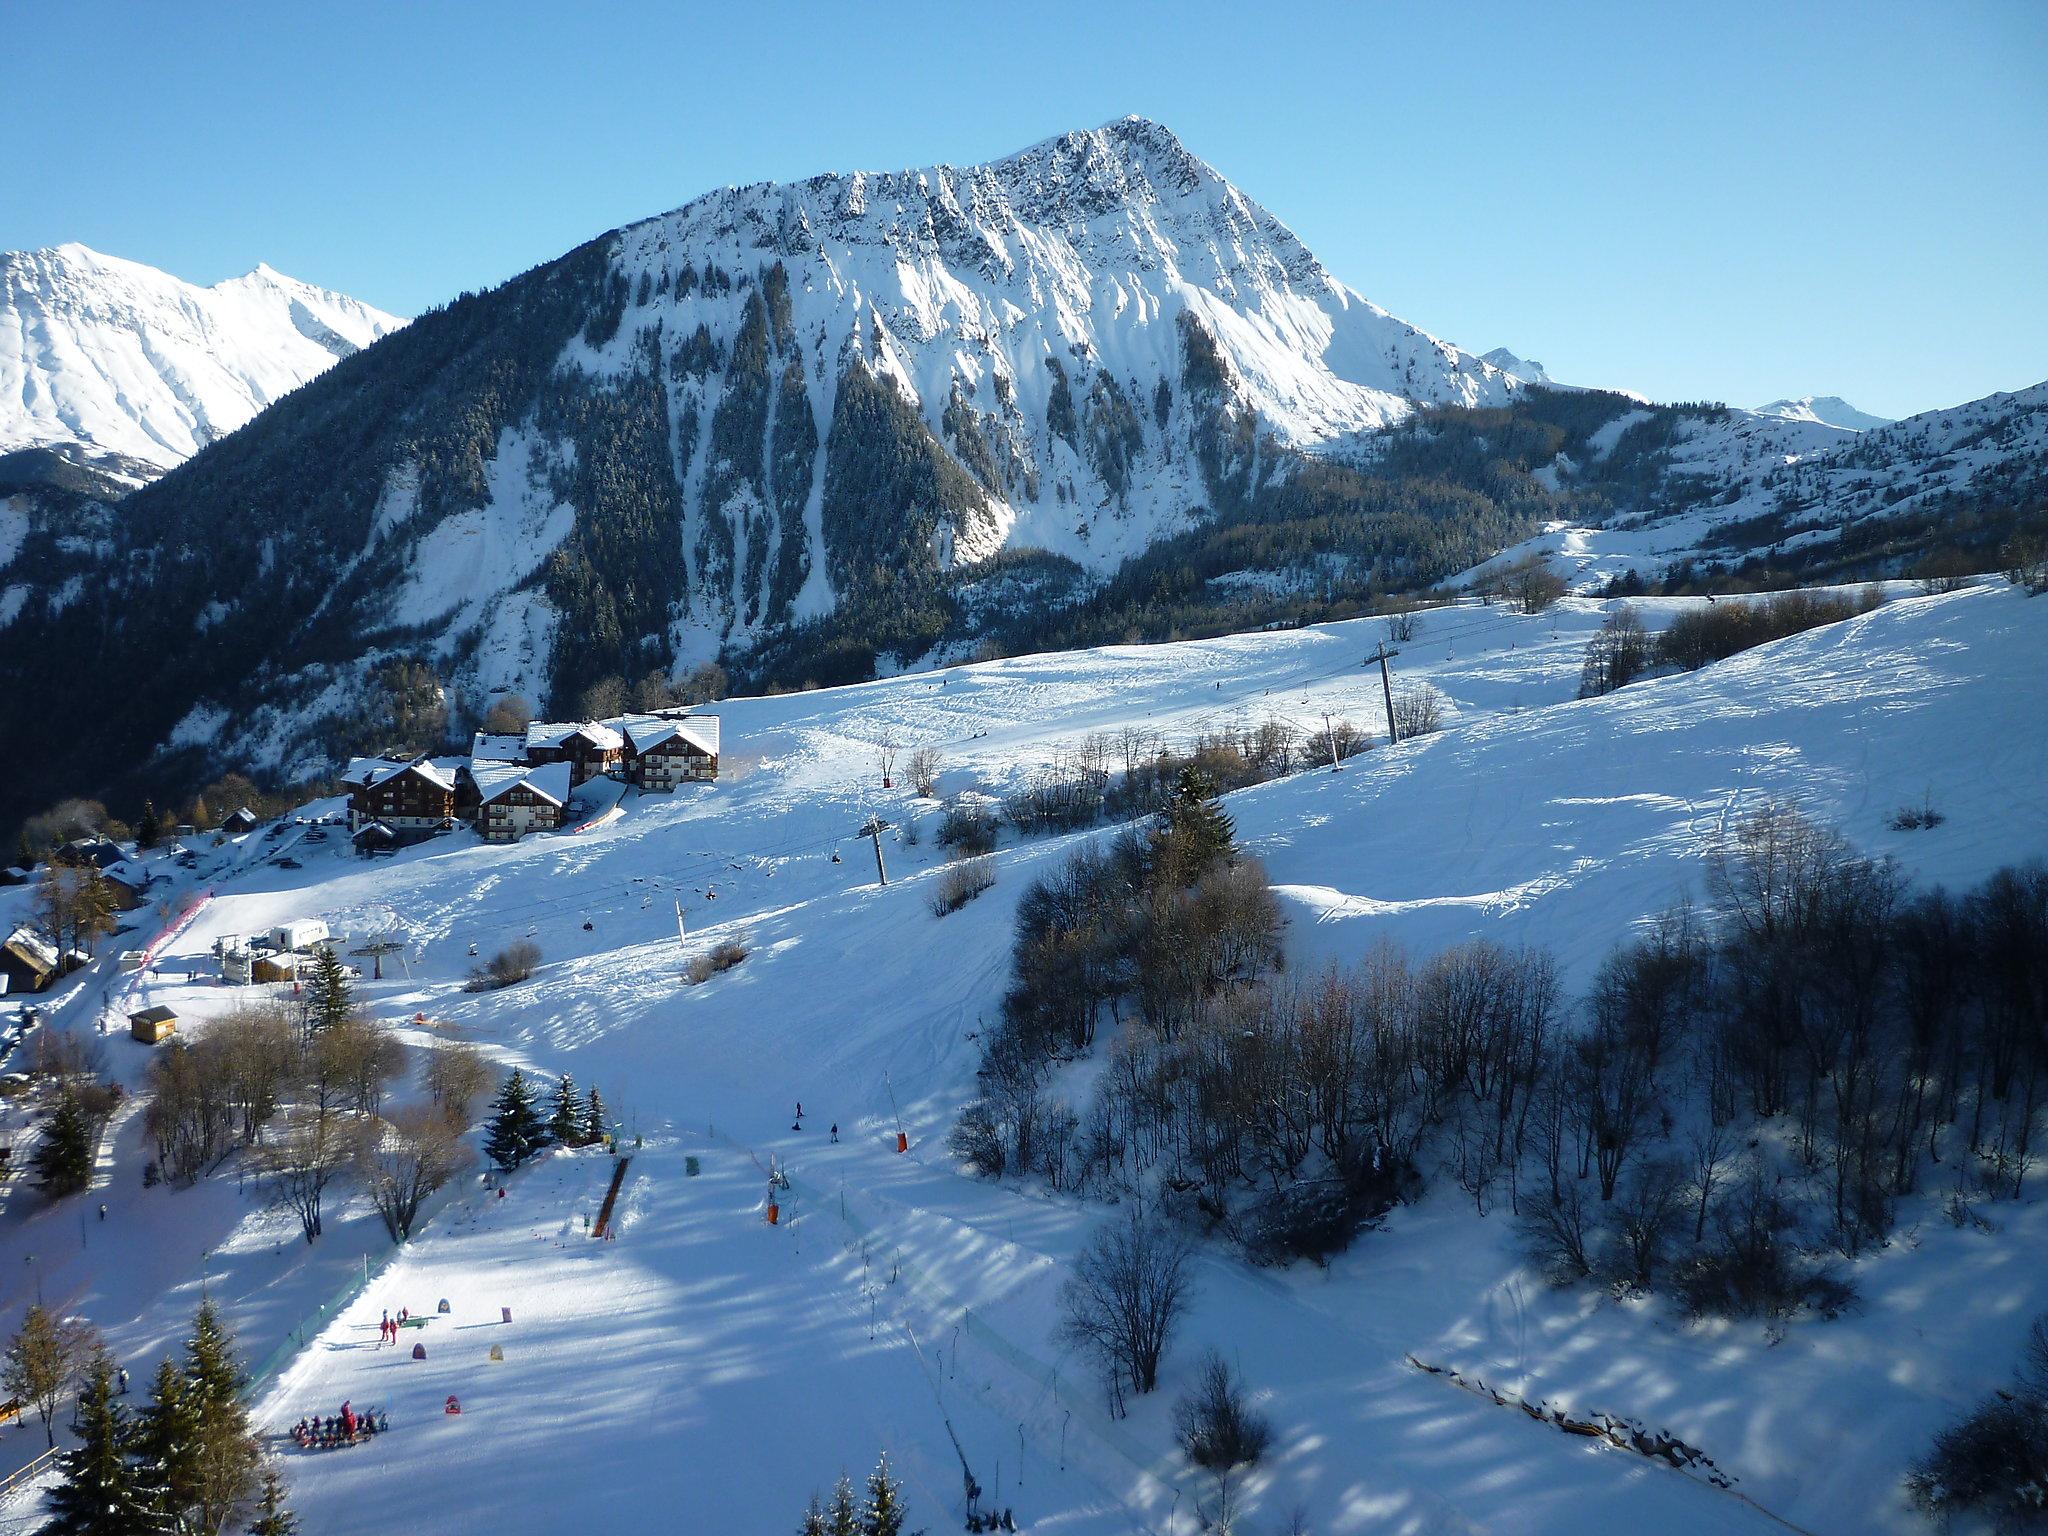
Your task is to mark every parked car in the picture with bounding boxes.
[275,858,302,870]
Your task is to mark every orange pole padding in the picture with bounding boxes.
[767,1202,779,1225]
[896,1131,909,1154]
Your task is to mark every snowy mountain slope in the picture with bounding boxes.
[555,115,1528,648]
[5,582,2043,1534]
[1482,380,2048,592]
[1754,394,1891,432]
[0,242,404,469]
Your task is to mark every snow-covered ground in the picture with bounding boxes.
[2,582,2044,1534]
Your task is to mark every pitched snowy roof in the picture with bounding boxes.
[612,713,720,756]
[2,926,57,970]
[526,721,624,752]
[523,760,572,806]
[614,712,719,757]
[469,758,571,808]
[343,756,457,793]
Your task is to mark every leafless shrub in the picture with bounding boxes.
[1888,792,1946,831]
[907,747,942,798]
[1175,1350,1273,1525]
[1520,1179,1599,1284]
[1391,684,1444,739]
[937,796,1000,855]
[468,939,541,991]
[686,940,748,985]
[930,856,996,917]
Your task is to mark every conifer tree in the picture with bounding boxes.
[799,1495,829,1536]
[136,799,163,851]
[185,1298,247,1414]
[247,1467,299,1535]
[43,1347,148,1536]
[825,1475,860,1536]
[861,1452,907,1536]
[133,1354,199,1524]
[583,1085,608,1148]
[31,1091,94,1197]
[184,1301,258,1533]
[484,1070,547,1169]
[305,945,355,1034]
[548,1075,583,1147]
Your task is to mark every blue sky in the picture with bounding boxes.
[6,1,2043,419]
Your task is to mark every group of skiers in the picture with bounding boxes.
[789,1102,839,1143]
[290,1400,387,1450]
[376,1309,411,1345]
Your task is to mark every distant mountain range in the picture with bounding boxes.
[0,117,2042,835]
[0,243,403,472]
[1753,394,1892,432]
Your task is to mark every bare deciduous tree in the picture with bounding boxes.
[424,1041,495,1127]
[358,1106,474,1241]
[3,1304,99,1447]
[906,747,942,798]
[255,1109,354,1243]
[1059,1207,1196,1412]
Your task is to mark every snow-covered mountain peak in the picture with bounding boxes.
[0,242,404,470]
[615,116,1521,472]
[1753,394,1891,432]
[1481,347,1552,385]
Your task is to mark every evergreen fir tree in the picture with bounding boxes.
[136,799,162,851]
[184,1299,246,1415]
[861,1452,906,1536]
[548,1075,583,1147]
[31,1091,94,1197]
[43,1347,148,1536]
[825,1475,860,1536]
[484,1070,547,1169]
[304,945,355,1033]
[14,830,33,871]
[1154,765,1235,887]
[183,1302,258,1533]
[799,1494,829,1536]
[133,1355,199,1527]
[583,1085,608,1148]
[247,1468,298,1535]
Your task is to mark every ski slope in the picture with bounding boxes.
[2,582,2044,1534]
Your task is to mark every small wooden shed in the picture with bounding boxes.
[128,1005,177,1044]
[251,953,301,984]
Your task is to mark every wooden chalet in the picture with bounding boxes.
[128,1005,177,1044]
[470,760,572,843]
[221,807,260,834]
[618,714,720,790]
[101,866,148,912]
[523,722,627,787]
[0,927,58,995]
[341,758,459,832]
[54,837,127,872]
